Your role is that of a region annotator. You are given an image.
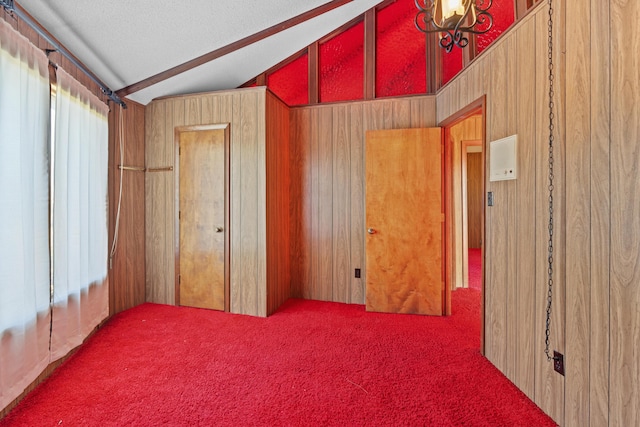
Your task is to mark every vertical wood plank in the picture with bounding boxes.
[486,43,508,375]
[588,0,611,424]
[318,107,334,301]
[514,17,537,401]
[610,0,640,424]
[255,91,267,317]
[350,104,365,304]
[227,94,242,314]
[564,0,592,423]
[109,101,146,315]
[332,106,350,303]
[504,34,519,386]
[290,108,312,299]
[392,99,411,129]
[533,5,566,422]
[309,108,320,300]
[238,91,260,315]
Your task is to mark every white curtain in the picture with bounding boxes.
[0,20,51,410]
[51,67,109,361]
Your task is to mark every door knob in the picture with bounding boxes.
[367,228,376,235]
[216,226,224,233]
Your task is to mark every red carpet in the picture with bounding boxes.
[1,291,555,426]
[469,248,482,290]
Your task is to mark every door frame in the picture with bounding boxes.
[439,96,486,354]
[174,123,231,312]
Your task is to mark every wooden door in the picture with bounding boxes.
[178,129,226,310]
[365,128,444,315]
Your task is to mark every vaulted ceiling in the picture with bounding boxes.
[18,0,385,105]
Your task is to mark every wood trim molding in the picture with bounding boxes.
[116,0,353,98]
[364,9,376,100]
[425,32,441,93]
[308,42,319,104]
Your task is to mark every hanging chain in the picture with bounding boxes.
[544,0,556,362]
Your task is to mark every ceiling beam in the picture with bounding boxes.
[116,0,353,98]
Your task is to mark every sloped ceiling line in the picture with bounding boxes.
[116,0,353,98]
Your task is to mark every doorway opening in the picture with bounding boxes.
[440,97,486,353]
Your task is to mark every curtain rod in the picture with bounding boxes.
[1,0,127,108]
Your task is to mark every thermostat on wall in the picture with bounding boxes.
[489,134,517,181]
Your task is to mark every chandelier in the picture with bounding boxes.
[415,0,493,52]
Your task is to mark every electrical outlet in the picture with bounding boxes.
[355,268,361,278]
[553,351,564,376]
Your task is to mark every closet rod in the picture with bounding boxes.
[1,0,126,108]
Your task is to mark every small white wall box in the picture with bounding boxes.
[489,134,517,181]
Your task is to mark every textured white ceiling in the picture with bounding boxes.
[17,0,384,105]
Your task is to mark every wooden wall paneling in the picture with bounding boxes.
[513,16,537,401]
[266,95,275,314]
[255,91,268,318]
[145,100,172,304]
[308,108,321,300]
[109,101,146,315]
[349,104,365,304]
[228,94,242,313]
[200,95,215,124]
[485,42,508,376]
[382,100,394,128]
[170,99,185,304]
[565,0,592,423]
[610,0,640,424]
[588,0,610,424]
[318,107,334,301]
[145,88,272,317]
[332,105,350,303]
[409,96,437,128]
[392,99,411,129]
[237,91,263,316]
[289,96,438,304]
[289,108,311,299]
[184,97,201,126]
[458,73,469,112]
[265,92,290,315]
[366,99,384,131]
[502,34,519,387]
[533,4,565,422]
[280,96,291,310]
[450,80,461,119]
[436,88,448,124]
[466,63,481,110]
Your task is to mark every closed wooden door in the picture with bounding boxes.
[365,128,444,315]
[178,129,226,310]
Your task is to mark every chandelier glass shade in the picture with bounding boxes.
[415,0,493,52]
